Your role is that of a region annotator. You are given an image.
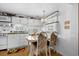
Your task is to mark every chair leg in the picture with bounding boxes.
[49,47,51,56]
[29,42,34,56]
[27,42,29,56]
[46,48,47,56]
[35,48,38,56]
[36,42,38,56]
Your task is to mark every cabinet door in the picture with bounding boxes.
[42,16,58,33]
[12,17,20,24]
[20,18,27,24]
[0,37,7,50]
[8,34,28,49]
[8,34,19,49]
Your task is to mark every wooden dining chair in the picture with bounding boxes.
[49,32,57,56]
[33,32,48,56]
[38,32,48,56]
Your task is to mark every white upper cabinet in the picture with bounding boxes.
[45,16,57,24]
[19,17,27,25]
[0,16,11,22]
[12,17,21,24]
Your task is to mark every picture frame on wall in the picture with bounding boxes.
[64,20,70,29]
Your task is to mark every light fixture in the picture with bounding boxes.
[41,10,46,22]
[40,10,46,32]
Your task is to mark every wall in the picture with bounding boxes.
[55,4,78,56]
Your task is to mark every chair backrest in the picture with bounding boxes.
[50,32,57,46]
[38,32,47,49]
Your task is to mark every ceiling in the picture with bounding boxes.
[0,3,58,18]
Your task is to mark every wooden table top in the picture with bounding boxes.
[26,39,50,43]
[27,39,37,42]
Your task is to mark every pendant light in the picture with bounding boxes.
[40,10,46,32]
[41,10,46,23]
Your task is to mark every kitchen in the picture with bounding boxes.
[0,3,78,56]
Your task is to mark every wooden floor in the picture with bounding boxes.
[0,47,62,56]
[0,47,29,56]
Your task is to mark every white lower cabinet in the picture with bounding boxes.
[0,37,7,50]
[7,34,28,49]
[0,34,28,50]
